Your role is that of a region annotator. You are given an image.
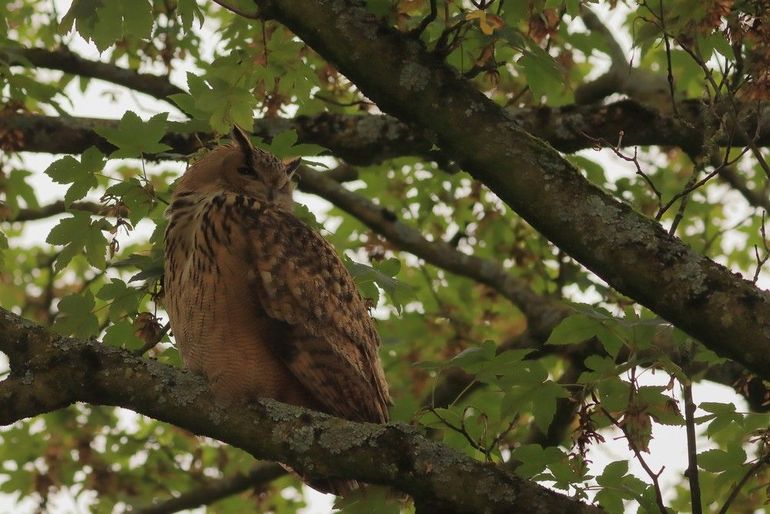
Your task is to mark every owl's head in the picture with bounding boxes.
[174,127,300,210]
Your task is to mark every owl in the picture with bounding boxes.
[163,127,391,494]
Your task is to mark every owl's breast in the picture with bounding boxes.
[164,200,315,407]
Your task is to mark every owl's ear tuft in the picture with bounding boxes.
[284,158,301,176]
[231,126,254,154]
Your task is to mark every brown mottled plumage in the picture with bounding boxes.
[163,128,391,494]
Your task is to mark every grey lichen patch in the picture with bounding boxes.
[357,116,388,144]
[171,380,204,407]
[208,406,226,426]
[400,63,430,91]
[275,424,315,454]
[464,101,484,117]
[318,422,385,454]
[414,436,464,472]
[476,471,519,503]
[674,257,708,297]
[259,398,304,423]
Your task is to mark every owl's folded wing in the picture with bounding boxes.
[241,206,391,423]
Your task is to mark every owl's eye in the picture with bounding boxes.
[238,165,257,176]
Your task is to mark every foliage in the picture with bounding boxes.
[2,0,770,513]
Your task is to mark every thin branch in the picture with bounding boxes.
[410,0,437,37]
[1,47,184,103]
[596,397,668,514]
[210,0,261,19]
[682,381,702,514]
[667,168,699,235]
[295,166,568,340]
[753,211,770,284]
[656,1,679,116]
[8,200,127,222]
[134,322,171,356]
[718,454,770,514]
[580,7,627,67]
[133,463,286,514]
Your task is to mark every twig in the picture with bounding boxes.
[410,0,437,37]
[656,1,679,116]
[682,381,702,514]
[210,0,261,20]
[580,130,662,206]
[594,393,668,514]
[313,93,373,108]
[655,146,752,220]
[132,463,287,514]
[1,46,183,103]
[135,322,171,355]
[718,453,770,514]
[752,211,770,283]
[667,168,700,235]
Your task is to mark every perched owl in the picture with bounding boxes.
[163,128,391,494]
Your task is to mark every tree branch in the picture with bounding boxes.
[250,0,770,383]
[8,200,127,222]
[0,307,601,514]
[6,101,770,165]
[297,167,568,341]
[1,46,184,103]
[133,463,286,514]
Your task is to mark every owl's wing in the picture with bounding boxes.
[241,205,391,423]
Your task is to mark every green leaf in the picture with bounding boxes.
[511,445,565,477]
[52,291,99,338]
[95,111,171,158]
[102,178,156,224]
[102,319,145,349]
[698,448,745,473]
[268,130,298,156]
[96,279,142,322]
[46,210,111,271]
[113,252,165,284]
[177,0,205,30]
[597,460,629,485]
[121,0,153,39]
[2,169,39,215]
[594,325,625,358]
[59,0,102,38]
[44,147,105,205]
[344,257,413,310]
[517,46,564,101]
[700,401,742,435]
[546,314,600,346]
[91,1,124,50]
[60,0,152,52]
[195,79,257,134]
[532,381,569,433]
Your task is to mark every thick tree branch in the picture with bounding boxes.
[1,46,184,102]
[0,111,431,166]
[6,101,770,165]
[133,463,286,514]
[0,308,601,514]
[250,1,770,382]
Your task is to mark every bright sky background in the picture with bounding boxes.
[2,2,765,513]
